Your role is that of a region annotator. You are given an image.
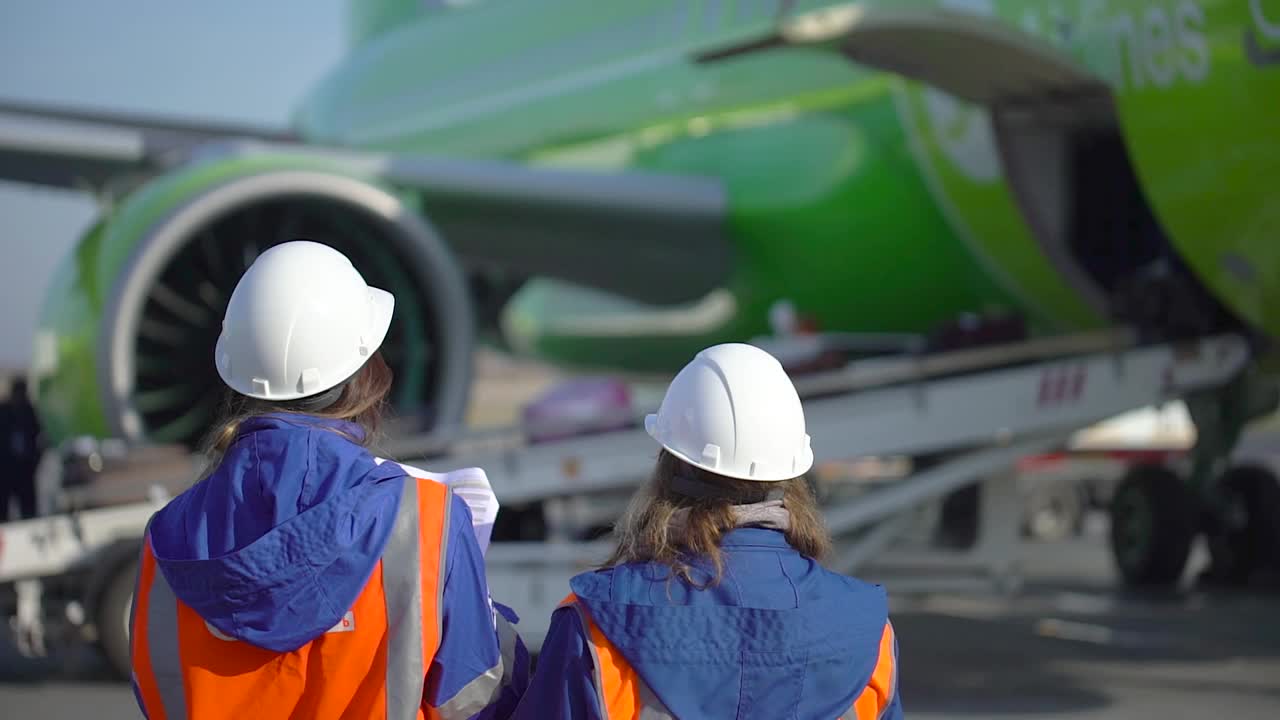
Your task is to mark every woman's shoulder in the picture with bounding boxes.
[808,564,889,607]
[567,561,678,604]
[567,564,624,601]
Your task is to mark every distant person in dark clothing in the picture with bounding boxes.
[0,379,44,520]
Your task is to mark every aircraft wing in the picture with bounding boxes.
[0,103,729,305]
[0,99,298,190]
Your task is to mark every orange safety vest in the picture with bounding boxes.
[131,477,450,720]
[559,594,898,720]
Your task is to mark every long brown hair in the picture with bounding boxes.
[604,450,831,587]
[199,352,394,469]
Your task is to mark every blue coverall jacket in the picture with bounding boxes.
[517,527,903,719]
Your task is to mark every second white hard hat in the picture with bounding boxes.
[214,240,394,402]
[645,343,813,482]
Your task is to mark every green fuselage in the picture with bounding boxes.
[297,0,1279,370]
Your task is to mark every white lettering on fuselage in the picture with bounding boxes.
[1020,0,1210,91]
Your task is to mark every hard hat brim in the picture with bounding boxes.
[645,413,814,482]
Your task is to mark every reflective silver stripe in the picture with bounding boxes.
[566,601,609,715]
[432,603,521,717]
[383,478,426,720]
[432,650,503,719]
[435,602,525,718]
[495,606,519,690]
[425,488,516,719]
[437,486,451,646]
[147,562,188,720]
[568,599,671,719]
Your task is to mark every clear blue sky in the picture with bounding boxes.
[0,0,347,370]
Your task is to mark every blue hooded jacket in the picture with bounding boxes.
[517,528,902,719]
[141,413,529,719]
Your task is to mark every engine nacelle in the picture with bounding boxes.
[32,152,475,448]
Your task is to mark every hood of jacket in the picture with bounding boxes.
[146,413,407,652]
[570,528,889,719]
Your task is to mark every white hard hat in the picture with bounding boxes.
[645,343,813,482]
[214,240,394,402]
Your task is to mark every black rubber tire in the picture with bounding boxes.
[1204,464,1280,584]
[97,558,139,681]
[1109,464,1198,587]
[935,484,981,550]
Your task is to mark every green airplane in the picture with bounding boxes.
[1,0,1278,585]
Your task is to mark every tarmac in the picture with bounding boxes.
[893,529,1280,718]
[2,513,1277,719]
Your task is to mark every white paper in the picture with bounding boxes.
[375,457,498,556]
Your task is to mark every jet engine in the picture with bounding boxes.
[33,155,475,449]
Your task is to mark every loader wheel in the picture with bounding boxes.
[1204,464,1280,585]
[97,558,138,681]
[1109,464,1197,587]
